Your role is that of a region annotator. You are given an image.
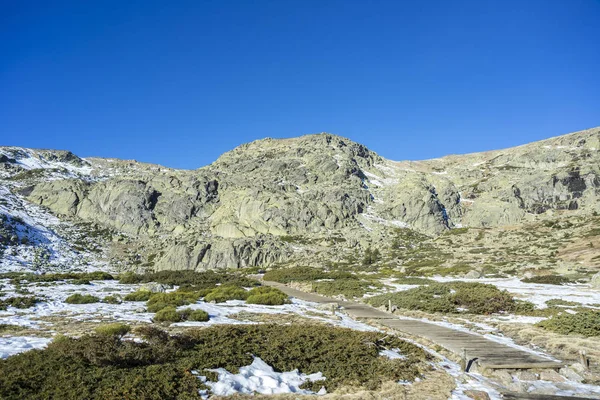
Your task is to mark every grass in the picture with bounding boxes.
[64,293,100,304]
[368,282,525,315]
[537,310,600,337]
[0,324,428,399]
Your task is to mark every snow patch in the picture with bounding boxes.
[195,357,326,397]
[0,336,52,359]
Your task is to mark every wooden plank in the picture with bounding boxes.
[502,392,597,400]
[482,362,564,370]
[264,280,564,371]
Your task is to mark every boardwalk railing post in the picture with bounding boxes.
[388,299,392,312]
[579,350,590,370]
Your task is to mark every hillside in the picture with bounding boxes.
[1,127,599,279]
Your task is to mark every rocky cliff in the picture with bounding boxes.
[2,126,600,272]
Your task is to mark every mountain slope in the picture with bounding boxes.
[2,127,600,275]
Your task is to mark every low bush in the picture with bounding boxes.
[246,287,289,305]
[153,307,183,323]
[123,290,153,302]
[146,291,200,312]
[368,282,520,315]
[0,271,114,284]
[203,285,248,303]
[522,275,576,285]
[179,308,210,322]
[263,266,356,284]
[0,296,40,310]
[392,276,435,285]
[537,310,600,337]
[118,270,258,289]
[65,294,100,304]
[102,295,122,304]
[95,323,131,337]
[0,324,428,398]
[312,279,381,298]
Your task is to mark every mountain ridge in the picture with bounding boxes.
[2,126,600,274]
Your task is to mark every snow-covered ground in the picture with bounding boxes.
[0,185,110,274]
[0,336,52,359]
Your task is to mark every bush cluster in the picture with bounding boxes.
[154,307,210,323]
[0,296,39,310]
[65,293,100,304]
[245,287,289,305]
[118,270,258,289]
[95,323,131,337]
[368,282,523,315]
[146,291,201,312]
[123,290,153,302]
[0,271,114,284]
[312,279,381,298]
[203,285,248,303]
[521,275,576,285]
[262,266,355,284]
[537,310,600,337]
[0,324,428,399]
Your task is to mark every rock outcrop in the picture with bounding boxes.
[4,127,600,272]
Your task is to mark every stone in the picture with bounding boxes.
[558,367,584,382]
[539,370,566,382]
[514,371,538,381]
[140,283,171,293]
[464,270,481,279]
[463,390,490,400]
[590,272,600,288]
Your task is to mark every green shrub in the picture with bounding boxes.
[153,307,183,323]
[368,282,519,315]
[179,308,210,322]
[123,290,153,302]
[118,270,258,289]
[102,295,122,304]
[312,279,381,298]
[537,310,600,337]
[522,275,576,285]
[65,294,100,304]
[392,276,435,285]
[0,296,40,310]
[0,271,114,284]
[246,287,289,305]
[146,291,200,312]
[203,285,248,303]
[0,324,428,398]
[95,323,131,337]
[263,266,355,283]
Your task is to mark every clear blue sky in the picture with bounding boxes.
[1,0,599,169]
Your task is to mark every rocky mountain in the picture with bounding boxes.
[2,126,600,275]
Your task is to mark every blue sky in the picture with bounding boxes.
[1,0,599,169]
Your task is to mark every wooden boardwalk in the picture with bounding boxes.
[264,281,564,371]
